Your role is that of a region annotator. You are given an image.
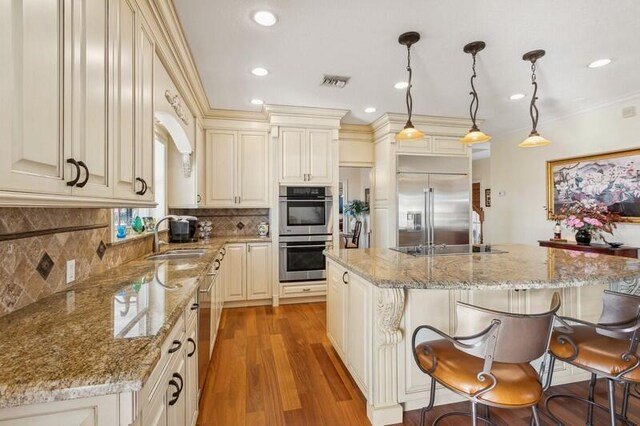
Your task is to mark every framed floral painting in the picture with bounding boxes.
[547,148,640,222]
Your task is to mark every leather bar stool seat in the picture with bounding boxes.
[416,339,543,407]
[549,326,640,381]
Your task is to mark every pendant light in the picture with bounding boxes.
[395,32,425,141]
[519,50,551,148]
[460,41,491,145]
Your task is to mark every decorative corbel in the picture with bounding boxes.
[165,90,190,126]
[376,288,405,346]
[181,153,192,178]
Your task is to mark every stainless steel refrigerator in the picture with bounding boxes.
[397,155,470,246]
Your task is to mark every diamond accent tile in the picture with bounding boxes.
[96,240,107,260]
[236,221,245,230]
[35,252,54,280]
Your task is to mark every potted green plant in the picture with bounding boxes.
[344,199,369,232]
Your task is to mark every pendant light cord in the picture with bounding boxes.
[469,53,479,129]
[405,45,413,123]
[529,61,539,133]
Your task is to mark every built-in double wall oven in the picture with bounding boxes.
[279,186,333,282]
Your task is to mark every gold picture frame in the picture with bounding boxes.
[547,148,640,222]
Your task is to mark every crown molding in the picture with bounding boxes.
[145,0,211,117]
[339,124,374,142]
[264,104,349,120]
[204,108,268,122]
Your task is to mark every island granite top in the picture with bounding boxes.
[324,244,640,290]
[0,236,270,409]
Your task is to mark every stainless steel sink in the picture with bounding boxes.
[146,249,207,261]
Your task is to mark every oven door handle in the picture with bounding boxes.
[279,199,333,203]
[280,244,332,249]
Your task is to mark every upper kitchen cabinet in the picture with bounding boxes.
[279,128,333,184]
[0,0,71,196]
[113,0,155,202]
[0,0,156,206]
[204,130,270,208]
[265,105,347,186]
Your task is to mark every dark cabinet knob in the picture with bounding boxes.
[187,338,196,357]
[135,177,147,195]
[168,339,182,354]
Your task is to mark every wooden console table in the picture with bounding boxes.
[538,240,639,259]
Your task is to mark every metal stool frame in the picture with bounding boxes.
[412,293,560,426]
[542,290,640,426]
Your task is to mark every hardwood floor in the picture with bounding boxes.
[198,303,640,425]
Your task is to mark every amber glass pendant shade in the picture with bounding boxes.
[518,131,551,148]
[395,122,425,141]
[460,128,491,145]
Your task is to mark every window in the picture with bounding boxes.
[112,139,167,239]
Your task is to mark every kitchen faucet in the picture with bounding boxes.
[153,215,180,253]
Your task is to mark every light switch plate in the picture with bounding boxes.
[66,259,76,284]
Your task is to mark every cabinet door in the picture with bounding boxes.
[432,136,468,156]
[185,321,198,426]
[205,131,237,207]
[238,132,269,207]
[167,354,187,426]
[210,273,219,356]
[222,244,246,302]
[307,129,333,183]
[346,273,369,393]
[279,128,306,183]
[326,262,347,358]
[246,243,271,300]
[0,0,70,195]
[112,0,139,199]
[146,384,168,426]
[67,0,111,198]
[136,14,155,202]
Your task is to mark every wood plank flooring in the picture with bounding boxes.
[198,303,640,425]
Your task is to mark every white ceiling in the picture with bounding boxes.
[174,0,640,135]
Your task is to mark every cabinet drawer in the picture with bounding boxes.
[280,283,326,298]
[145,315,185,402]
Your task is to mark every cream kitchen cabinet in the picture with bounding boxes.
[204,130,270,208]
[222,243,272,304]
[0,0,155,207]
[113,0,155,202]
[279,128,333,184]
[396,136,468,156]
[325,263,369,395]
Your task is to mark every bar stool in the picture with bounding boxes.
[412,292,561,426]
[544,290,640,426]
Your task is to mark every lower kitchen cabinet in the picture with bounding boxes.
[185,315,198,426]
[222,242,272,304]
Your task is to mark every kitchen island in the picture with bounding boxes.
[324,244,640,426]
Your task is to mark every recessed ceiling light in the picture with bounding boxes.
[588,58,612,68]
[253,11,277,27]
[251,67,269,77]
[250,99,264,105]
[394,81,409,89]
[509,93,526,100]
[364,107,376,113]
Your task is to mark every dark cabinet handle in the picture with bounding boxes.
[173,372,183,391]
[214,259,221,270]
[168,379,180,405]
[187,338,196,357]
[135,177,147,195]
[168,339,182,354]
[220,248,226,256]
[197,194,201,204]
[76,161,90,188]
[342,271,349,284]
[66,159,81,186]
[190,303,199,311]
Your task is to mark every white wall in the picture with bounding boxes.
[488,95,640,245]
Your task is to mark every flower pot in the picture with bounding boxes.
[575,229,592,246]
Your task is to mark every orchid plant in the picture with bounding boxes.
[557,200,623,239]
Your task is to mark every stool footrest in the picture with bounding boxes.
[544,393,636,426]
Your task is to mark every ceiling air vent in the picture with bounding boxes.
[321,75,350,88]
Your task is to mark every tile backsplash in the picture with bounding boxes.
[169,208,270,237]
[0,208,156,317]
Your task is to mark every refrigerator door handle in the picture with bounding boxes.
[429,187,435,245]
[424,189,430,246]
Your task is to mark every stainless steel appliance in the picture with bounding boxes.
[279,186,333,236]
[279,235,332,282]
[197,255,220,396]
[390,244,506,257]
[397,155,470,247]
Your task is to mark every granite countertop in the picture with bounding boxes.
[324,244,640,290]
[0,236,270,409]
